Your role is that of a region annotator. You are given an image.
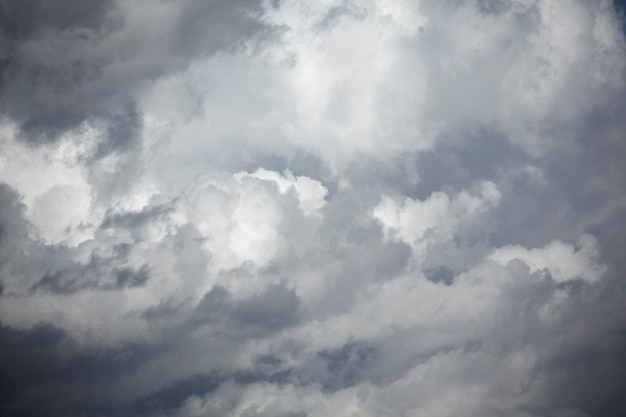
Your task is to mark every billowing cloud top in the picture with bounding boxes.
[1,1,626,416]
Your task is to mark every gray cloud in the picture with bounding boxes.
[1,1,626,417]
[0,0,274,153]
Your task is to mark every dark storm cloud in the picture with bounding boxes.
[187,284,301,335]
[0,322,166,417]
[0,323,67,416]
[424,266,456,285]
[132,365,296,415]
[0,0,274,151]
[0,0,111,39]
[535,333,626,417]
[32,263,151,294]
[496,261,626,417]
[411,130,527,199]
[508,275,626,417]
[0,183,28,251]
[480,94,626,252]
[133,373,223,415]
[397,88,626,416]
[0,0,123,143]
[316,341,378,391]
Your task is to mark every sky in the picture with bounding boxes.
[0,0,625,416]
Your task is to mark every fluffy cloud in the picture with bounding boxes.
[1,1,626,416]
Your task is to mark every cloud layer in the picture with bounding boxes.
[1,1,626,416]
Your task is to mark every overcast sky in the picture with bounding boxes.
[1,1,626,416]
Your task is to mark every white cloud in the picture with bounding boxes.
[373,181,500,254]
[235,168,328,216]
[491,234,607,283]
[0,122,96,245]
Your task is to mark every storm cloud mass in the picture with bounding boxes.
[1,0,626,416]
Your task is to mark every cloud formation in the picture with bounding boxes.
[1,1,626,416]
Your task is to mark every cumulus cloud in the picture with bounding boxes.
[1,1,626,416]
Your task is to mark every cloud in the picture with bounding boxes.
[1,1,626,416]
[235,168,328,216]
[0,0,273,148]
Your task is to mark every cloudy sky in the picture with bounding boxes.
[1,0,626,416]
